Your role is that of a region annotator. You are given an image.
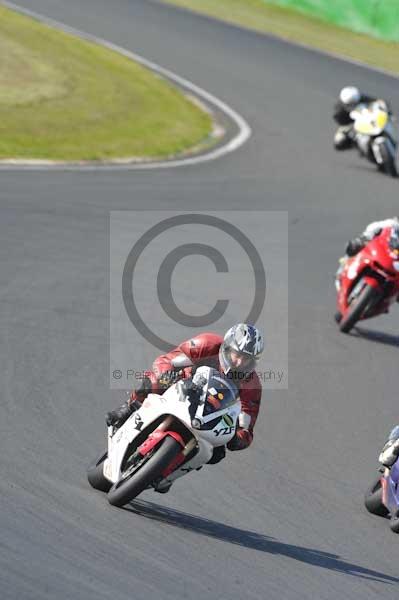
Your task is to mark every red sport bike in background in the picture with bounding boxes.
[335,228,399,333]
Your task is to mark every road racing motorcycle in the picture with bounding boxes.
[335,228,399,333]
[87,366,241,506]
[350,100,397,177]
[364,427,399,534]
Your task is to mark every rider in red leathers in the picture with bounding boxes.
[336,218,399,277]
[335,218,399,322]
[107,323,264,491]
[344,218,399,258]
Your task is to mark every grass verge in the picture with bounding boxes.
[161,0,399,76]
[0,6,213,161]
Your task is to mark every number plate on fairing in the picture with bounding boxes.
[393,261,399,272]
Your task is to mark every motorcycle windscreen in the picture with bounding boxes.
[388,425,399,442]
[202,373,239,416]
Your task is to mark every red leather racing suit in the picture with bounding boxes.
[130,332,262,450]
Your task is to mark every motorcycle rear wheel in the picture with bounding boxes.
[339,283,379,334]
[107,436,182,507]
[364,475,389,517]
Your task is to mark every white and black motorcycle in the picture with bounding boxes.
[87,366,241,507]
[350,100,398,177]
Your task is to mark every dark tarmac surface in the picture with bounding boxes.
[1,1,399,598]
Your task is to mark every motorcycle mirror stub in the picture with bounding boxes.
[176,380,189,402]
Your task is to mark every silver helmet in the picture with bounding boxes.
[339,86,361,107]
[219,323,264,377]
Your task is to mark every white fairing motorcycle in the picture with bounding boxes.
[87,366,241,506]
[350,100,397,177]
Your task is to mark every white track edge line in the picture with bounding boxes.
[0,0,252,171]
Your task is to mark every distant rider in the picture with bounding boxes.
[335,218,399,320]
[333,86,385,150]
[106,323,264,492]
[343,217,399,259]
[379,426,399,468]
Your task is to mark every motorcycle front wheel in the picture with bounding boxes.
[87,450,111,492]
[378,141,397,178]
[107,436,182,507]
[390,510,399,533]
[339,283,379,333]
[364,475,389,517]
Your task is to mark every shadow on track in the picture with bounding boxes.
[347,163,393,179]
[123,500,398,584]
[353,326,399,348]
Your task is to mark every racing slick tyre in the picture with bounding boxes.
[87,451,111,492]
[364,476,389,517]
[107,436,182,507]
[390,510,399,533]
[380,142,398,178]
[339,283,379,334]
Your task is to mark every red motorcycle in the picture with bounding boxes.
[336,228,399,333]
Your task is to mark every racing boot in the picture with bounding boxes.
[334,125,354,150]
[106,376,153,429]
[106,396,141,428]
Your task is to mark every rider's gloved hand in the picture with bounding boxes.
[131,375,153,402]
[181,377,204,403]
[157,369,182,391]
[227,428,252,451]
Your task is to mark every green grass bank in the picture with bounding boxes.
[0,6,213,161]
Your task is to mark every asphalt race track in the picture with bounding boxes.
[1,1,399,598]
